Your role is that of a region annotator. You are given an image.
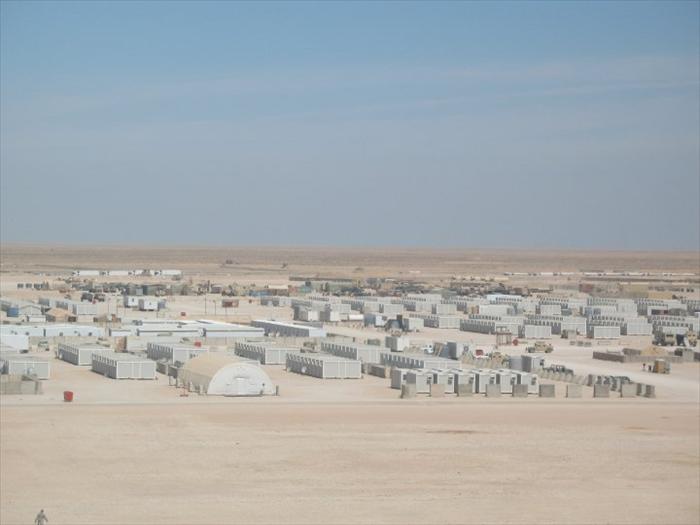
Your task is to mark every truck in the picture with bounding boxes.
[527,341,553,353]
[544,364,574,375]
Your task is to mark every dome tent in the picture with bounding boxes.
[179,353,275,396]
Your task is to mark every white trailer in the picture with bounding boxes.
[379,352,457,370]
[2,356,50,379]
[234,341,292,365]
[0,334,30,352]
[390,368,409,389]
[57,343,109,366]
[146,342,208,364]
[138,298,158,312]
[385,335,410,352]
[320,341,381,363]
[91,352,156,379]
[495,369,516,394]
[286,352,361,379]
[521,324,553,339]
[123,296,140,307]
[513,371,539,394]
[405,369,433,393]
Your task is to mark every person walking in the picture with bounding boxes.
[34,509,48,525]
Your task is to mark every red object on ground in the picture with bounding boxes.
[475,349,484,356]
[63,391,74,402]
[194,341,202,348]
[512,338,519,346]
[180,311,187,317]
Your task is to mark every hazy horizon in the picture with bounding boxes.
[1,1,699,250]
[2,241,699,256]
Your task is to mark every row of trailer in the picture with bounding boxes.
[390,367,539,395]
[285,352,362,379]
[56,343,156,379]
[0,355,51,379]
[234,341,292,365]
[145,342,208,365]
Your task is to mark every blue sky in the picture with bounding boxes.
[1,1,698,249]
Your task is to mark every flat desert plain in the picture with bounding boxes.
[2,244,699,278]
[2,395,698,525]
[1,245,699,525]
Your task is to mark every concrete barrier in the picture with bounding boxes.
[636,383,645,396]
[512,384,529,398]
[485,384,501,398]
[0,374,42,395]
[401,384,416,399]
[539,384,555,398]
[644,385,656,398]
[456,383,472,397]
[429,383,445,398]
[620,384,637,398]
[368,364,389,378]
[566,384,582,398]
[593,384,610,398]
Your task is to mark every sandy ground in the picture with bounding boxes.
[2,244,699,282]
[2,352,700,525]
[1,246,699,524]
[2,400,698,525]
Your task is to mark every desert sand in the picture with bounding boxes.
[1,245,698,525]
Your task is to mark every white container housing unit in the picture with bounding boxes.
[588,325,621,339]
[286,352,362,379]
[411,314,460,329]
[2,356,50,379]
[123,296,141,308]
[402,316,424,331]
[252,320,326,338]
[390,368,409,389]
[57,343,109,366]
[364,313,386,327]
[471,369,494,394]
[379,353,458,370]
[405,369,434,394]
[379,303,404,316]
[431,369,456,394]
[43,324,105,337]
[432,303,457,315]
[494,369,517,394]
[91,352,156,380]
[197,320,265,339]
[138,298,159,312]
[520,324,553,339]
[513,371,539,394]
[234,341,293,365]
[622,319,653,336]
[65,300,98,317]
[146,342,208,364]
[385,335,410,352]
[320,341,381,363]
[453,370,475,393]
[297,309,320,322]
[0,333,30,352]
[478,304,514,316]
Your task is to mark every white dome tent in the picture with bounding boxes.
[178,354,275,396]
